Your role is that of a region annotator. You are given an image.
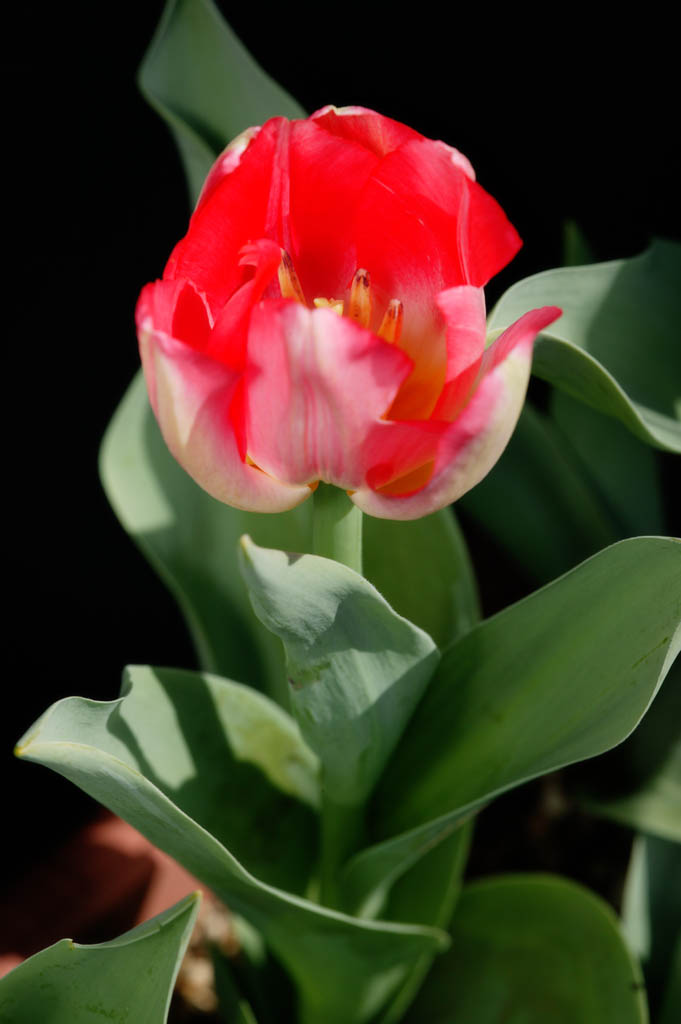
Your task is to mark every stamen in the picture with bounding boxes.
[278,250,306,304]
[349,268,372,328]
[377,299,404,344]
[313,297,344,315]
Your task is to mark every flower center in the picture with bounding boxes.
[278,250,404,345]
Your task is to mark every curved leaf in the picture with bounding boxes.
[139,0,305,201]
[367,538,680,853]
[239,538,439,807]
[403,876,648,1023]
[16,672,447,1024]
[0,893,200,1024]
[489,241,681,451]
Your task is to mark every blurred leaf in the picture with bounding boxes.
[562,219,594,267]
[100,372,475,703]
[659,935,681,1024]
[239,538,439,807]
[489,241,681,451]
[377,822,473,1024]
[139,0,305,201]
[550,390,665,538]
[459,402,619,582]
[403,876,647,1023]
[369,538,681,850]
[0,893,200,1023]
[622,835,681,1017]
[16,673,447,1024]
[586,737,681,843]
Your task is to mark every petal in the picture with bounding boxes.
[245,302,413,490]
[286,120,382,301]
[352,310,560,520]
[309,105,423,157]
[165,119,284,314]
[430,286,487,420]
[354,137,521,296]
[195,126,262,211]
[137,296,310,513]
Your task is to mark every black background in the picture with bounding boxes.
[4,4,679,879]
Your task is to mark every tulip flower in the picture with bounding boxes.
[136,106,560,520]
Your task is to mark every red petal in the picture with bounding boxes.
[310,105,423,157]
[165,119,284,314]
[431,286,487,420]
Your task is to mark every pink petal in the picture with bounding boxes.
[478,305,562,378]
[431,285,488,421]
[137,295,309,513]
[245,302,413,490]
[352,327,537,520]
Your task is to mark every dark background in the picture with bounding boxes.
[4,4,679,880]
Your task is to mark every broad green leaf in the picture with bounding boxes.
[489,241,681,451]
[549,390,665,538]
[0,892,200,1023]
[139,0,305,202]
[370,538,680,847]
[403,876,648,1024]
[459,402,619,582]
[100,372,475,702]
[238,538,440,806]
[16,673,447,1024]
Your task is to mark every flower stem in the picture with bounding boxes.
[311,485,364,906]
[312,484,363,575]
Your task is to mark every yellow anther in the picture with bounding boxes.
[349,268,372,328]
[377,299,404,344]
[313,297,344,315]
[278,250,306,304]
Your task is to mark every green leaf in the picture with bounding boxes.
[586,738,681,843]
[549,390,665,538]
[139,0,305,202]
[562,219,594,267]
[238,537,440,807]
[489,241,681,451]
[100,373,476,702]
[16,672,447,1024]
[370,537,681,846]
[660,935,681,1024]
[459,402,619,582]
[622,835,681,1016]
[402,875,648,1024]
[377,822,473,1024]
[0,892,200,1023]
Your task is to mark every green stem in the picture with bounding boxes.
[319,798,365,909]
[312,484,363,574]
[312,485,364,906]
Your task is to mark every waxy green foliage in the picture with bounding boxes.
[0,893,200,1024]
[402,876,648,1024]
[15,666,447,1024]
[239,537,440,806]
[489,241,681,452]
[139,0,304,201]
